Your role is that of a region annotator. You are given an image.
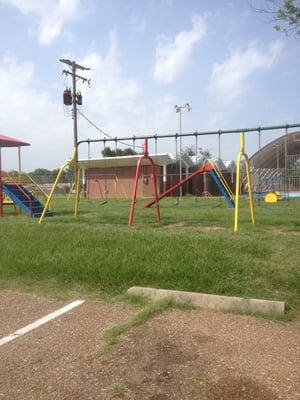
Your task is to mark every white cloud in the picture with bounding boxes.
[153,14,206,84]
[74,34,184,156]
[78,32,143,137]
[0,34,182,170]
[210,40,283,104]
[0,0,80,45]
[0,56,71,170]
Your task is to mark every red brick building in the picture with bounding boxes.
[78,154,235,200]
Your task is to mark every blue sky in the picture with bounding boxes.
[0,0,299,171]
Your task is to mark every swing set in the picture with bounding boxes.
[39,119,300,231]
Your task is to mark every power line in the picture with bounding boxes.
[78,110,143,149]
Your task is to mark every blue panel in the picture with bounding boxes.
[3,183,52,217]
[209,170,235,208]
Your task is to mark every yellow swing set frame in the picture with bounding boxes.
[39,147,81,224]
[234,132,255,232]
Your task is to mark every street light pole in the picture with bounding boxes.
[174,103,191,199]
[273,144,282,192]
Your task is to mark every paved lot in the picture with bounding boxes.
[0,291,299,399]
[0,291,64,337]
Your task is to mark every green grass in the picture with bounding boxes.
[0,196,299,310]
[97,298,191,355]
[112,383,127,398]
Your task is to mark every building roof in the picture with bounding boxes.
[78,153,175,169]
[0,134,30,148]
[250,131,300,168]
[223,160,236,171]
[209,158,227,171]
[169,153,195,168]
[79,153,239,172]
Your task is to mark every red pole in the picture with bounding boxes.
[149,158,160,222]
[144,138,148,156]
[128,147,161,225]
[0,147,3,217]
[128,157,143,225]
[144,164,213,208]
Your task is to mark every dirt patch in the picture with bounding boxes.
[97,310,300,399]
[196,226,225,232]
[0,290,65,336]
[0,292,299,399]
[267,227,300,235]
[163,223,225,233]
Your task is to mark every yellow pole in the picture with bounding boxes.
[240,133,245,153]
[234,152,241,232]
[67,182,75,200]
[38,161,70,224]
[234,132,255,232]
[74,166,81,218]
[244,154,255,225]
[24,172,50,206]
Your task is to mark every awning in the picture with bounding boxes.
[0,134,30,148]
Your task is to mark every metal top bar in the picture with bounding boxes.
[78,122,300,147]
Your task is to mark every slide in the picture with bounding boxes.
[3,183,52,218]
[144,163,235,208]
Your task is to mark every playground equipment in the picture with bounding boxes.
[129,139,160,225]
[144,160,235,209]
[3,178,51,218]
[78,123,300,205]
[0,134,51,218]
[264,191,282,203]
[234,133,255,232]
[39,147,81,223]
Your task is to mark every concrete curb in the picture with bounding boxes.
[127,287,287,316]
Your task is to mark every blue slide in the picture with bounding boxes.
[209,170,235,208]
[3,183,52,218]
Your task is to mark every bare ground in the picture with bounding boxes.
[0,291,299,399]
[0,290,65,336]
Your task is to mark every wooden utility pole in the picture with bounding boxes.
[59,59,91,162]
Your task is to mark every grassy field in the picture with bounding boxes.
[0,195,299,309]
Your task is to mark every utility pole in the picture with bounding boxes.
[174,103,191,198]
[59,59,91,161]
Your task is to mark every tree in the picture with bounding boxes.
[251,0,300,36]
[102,147,115,157]
[182,145,212,159]
[101,146,137,157]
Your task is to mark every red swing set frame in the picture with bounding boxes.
[128,139,160,225]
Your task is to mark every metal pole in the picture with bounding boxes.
[175,135,178,198]
[195,134,198,164]
[285,126,288,201]
[77,122,300,147]
[218,132,221,161]
[179,109,182,199]
[258,128,261,205]
[18,146,21,183]
[71,61,79,216]
[0,147,2,217]
[72,61,78,155]
[218,132,221,205]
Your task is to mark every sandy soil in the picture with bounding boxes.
[0,291,299,399]
[0,291,64,336]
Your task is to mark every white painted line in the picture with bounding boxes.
[0,300,85,347]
